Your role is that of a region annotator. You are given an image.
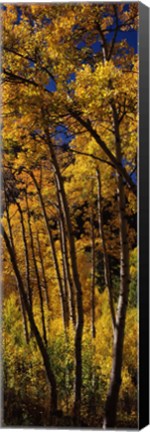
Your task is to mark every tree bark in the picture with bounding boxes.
[4,191,29,344]
[45,132,84,423]
[30,172,68,331]
[25,190,48,346]
[90,191,96,340]
[36,231,50,311]
[96,168,116,331]
[56,186,76,327]
[103,104,130,428]
[57,217,71,328]
[2,225,58,416]
[16,201,32,309]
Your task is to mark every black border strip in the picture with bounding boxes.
[139,2,149,429]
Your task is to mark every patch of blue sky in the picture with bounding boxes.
[29,61,35,68]
[14,6,22,24]
[55,125,74,149]
[76,29,137,60]
[67,72,76,84]
[77,41,86,50]
[46,77,57,92]
[42,17,51,25]
[131,171,137,184]
[105,28,138,54]
[122,158,137,185]
[91,40,101,54]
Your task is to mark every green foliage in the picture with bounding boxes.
[47,334,75,411]
[3,293,137,427]
[81,337,106,425]
[3,294,49,426]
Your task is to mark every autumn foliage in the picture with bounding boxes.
[2,3,138,428]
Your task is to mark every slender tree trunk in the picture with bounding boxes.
[21,299,30,344]
[4,191,29,343]
[2,225,58,416]
[30,172,68,331]
[16,201,32,309]
[90,194,96,340]
[96,168,116,331]
[56,186,76,327]
[36,231,50,311]
[58,217,70,328]
[45,133,84,423]
[25,191,48,346]
[103,104,130,428]
[90,202,97,413]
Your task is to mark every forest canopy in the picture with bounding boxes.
[1,2,138,428]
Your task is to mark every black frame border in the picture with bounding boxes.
[139,2,149,429]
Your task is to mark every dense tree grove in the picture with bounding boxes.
[2,3,138,428]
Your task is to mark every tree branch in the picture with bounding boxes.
[4,46,55,80]
[68,108,137,195]
[68,148,115,168]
